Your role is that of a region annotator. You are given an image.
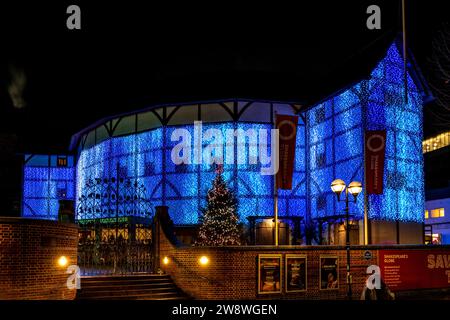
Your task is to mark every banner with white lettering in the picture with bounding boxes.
[365,130,386,194]
[275,114,298,190]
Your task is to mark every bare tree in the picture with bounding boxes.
[428,23,450,126]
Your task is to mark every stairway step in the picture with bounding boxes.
[80,283,176,291]
[75,273,187,300]
[78,288,180,298]
[78,291,186,300]
[81,279,173,287]
[81,274,170,282]
[139,296,190,301]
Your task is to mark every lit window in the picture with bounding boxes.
[57,156,68,167]
[423,130,450,154]
[425,210,429,219]
[432,233,442,245]
[430,208,445,218]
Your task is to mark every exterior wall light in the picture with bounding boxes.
[162,256,169,265]
[58,256,69,267]
[199,256,209,266]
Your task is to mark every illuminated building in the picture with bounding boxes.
[21,40,433,245]
[424,195,450,244]
[423,131,450,154]
[423,131,450,245]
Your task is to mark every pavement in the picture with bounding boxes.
[395,289,450,300]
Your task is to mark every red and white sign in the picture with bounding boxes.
[365,130,386,194]
[379,250,450,291]
[275,115,298,190]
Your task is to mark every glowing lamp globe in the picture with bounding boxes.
[58,256,68,267]
[331,179,346,200]
[348,181,363,197]
[199,256,209,266]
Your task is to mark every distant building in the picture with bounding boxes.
[424,131,450,244]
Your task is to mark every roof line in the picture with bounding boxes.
[69,97,304,150]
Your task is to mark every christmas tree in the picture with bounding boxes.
[196,165,242,246]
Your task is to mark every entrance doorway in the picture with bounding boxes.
[76,176,154,275]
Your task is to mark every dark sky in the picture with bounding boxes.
[0,1,448,153]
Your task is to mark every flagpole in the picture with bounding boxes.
[274,177,279,246]
[402,0,408,103]
[363,131,369,245]
[274,110,279,246]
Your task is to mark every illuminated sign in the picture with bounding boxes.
[77,217,131,225]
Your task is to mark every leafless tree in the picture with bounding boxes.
[428,23,450,126]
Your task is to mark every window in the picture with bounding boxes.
[56,181,67,199]
[249,163,260,172]
[316,152,326,168]
[432,233,442,245]
[144,162,155,176]
[425,210,429,219]
[175,163,187,173]
[386,171,406,190]
[117,165,128,178]
[316,194,327,210]
[430,208,445,218]
[423,131,450,154]
[57,156,67,167]
[315,106,326,124]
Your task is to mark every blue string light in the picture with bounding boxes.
[307,43,424,223]
[22,42,424,224]
[22,160,75,220]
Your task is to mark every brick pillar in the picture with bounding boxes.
[58,200,75,223]
[152,206,169,272]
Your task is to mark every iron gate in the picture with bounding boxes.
[76,176,154,275]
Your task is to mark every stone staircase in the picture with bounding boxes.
[76,274,189,300]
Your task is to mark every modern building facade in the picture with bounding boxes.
[425,191,450,244]
[424,130,450,244]
[21,41,432,245]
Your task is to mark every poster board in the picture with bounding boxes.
[285,254,307,292]
[320,255,339,290]
[258,254,282,294]
[379,249,450,291]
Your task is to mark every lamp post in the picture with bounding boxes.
[331,179,362,300]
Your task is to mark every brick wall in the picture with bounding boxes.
[0,217,78,300]
[155,210,450,300]
[155,210,376,299]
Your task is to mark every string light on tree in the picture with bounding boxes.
[196,164,242,246]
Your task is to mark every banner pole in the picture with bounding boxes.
[274,111,279,246]
[274,177,279,246]
[363,131,369,245]
[402,0,408,104]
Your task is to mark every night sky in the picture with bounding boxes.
[0,1,448,153]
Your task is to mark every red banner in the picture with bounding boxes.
[275,115,298,190]
[365,130,386,194]
[379,250,450,291]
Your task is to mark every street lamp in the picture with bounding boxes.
[331,179,362,300]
